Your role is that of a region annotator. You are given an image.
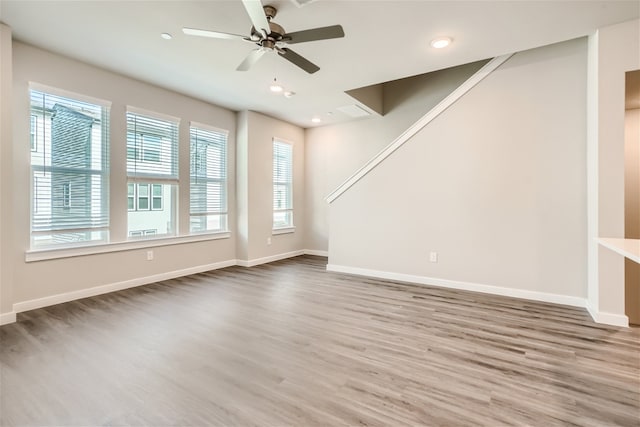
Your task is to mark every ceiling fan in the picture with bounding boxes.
[182,0,344,74]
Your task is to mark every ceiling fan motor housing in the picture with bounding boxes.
[250,21,285,46]
[249,4,284,47]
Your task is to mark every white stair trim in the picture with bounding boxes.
[325,53,513,204]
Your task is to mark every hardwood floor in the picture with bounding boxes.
[1,255,638,426]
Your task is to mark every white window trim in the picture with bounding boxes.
[126,105,180,124]
[189,124,229,234]
[272,226,296,235]
[189,120,229,136]
[25,232,232,262]
[29,82,112,108]
[272,138,294,231]
[29,85,111,249]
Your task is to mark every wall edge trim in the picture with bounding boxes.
[586,303,629,327]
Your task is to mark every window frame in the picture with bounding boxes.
[125,107,179,240]
[189,122,229,234]
[24,86,233,261]
[272,138,294,232]
[28,84,111,249]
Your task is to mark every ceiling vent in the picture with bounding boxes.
[290,0,318,7]
[337,105,371,118]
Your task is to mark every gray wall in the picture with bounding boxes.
[236,110,305,263]
[304,61,487,251]
[2,40,304,312]
[322,38,588,300]
[0,24,14,320]
[9,42,238,304]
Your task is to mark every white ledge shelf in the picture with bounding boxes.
[598,238,640,264]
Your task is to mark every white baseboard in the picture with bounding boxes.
[8,251,318,322]
[0,311,16,326]
[13,259,237,314]
[304,249,328,257]
[327,263,587,309]
[585,303,629,327]
[236,250,305,267]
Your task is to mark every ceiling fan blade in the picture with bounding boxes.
[237,48,267,71]
[183,27,248,41]
[284,25,345,44]
[277,48,320,74]
[241,0,270,37]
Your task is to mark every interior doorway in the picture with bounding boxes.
[625,69,640,325]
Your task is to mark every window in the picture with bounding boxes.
[189,124,228,233]
[273,140,293,229]
[29,87,110,248]
[126,109,178,238]
[127,183,163,212]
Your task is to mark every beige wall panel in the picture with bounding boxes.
[11,42,237,305]
[329,38,588,298]
[305,61,487,251]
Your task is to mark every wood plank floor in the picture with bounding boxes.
[1,255,639,426]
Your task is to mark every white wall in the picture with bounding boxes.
[8,42,238,305]
[325,38,588,301]
[237,111,305,263]
[305,60,487,251]
[0,24,14,322]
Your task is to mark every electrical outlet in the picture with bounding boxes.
[146,250,154,261]
[267,237,272,245]
[429,251,438,263]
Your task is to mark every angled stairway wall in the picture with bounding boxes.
[324,38,589,307]
[305,60,491,250]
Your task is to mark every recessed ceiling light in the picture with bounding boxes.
[270,78,283,93]
[311,117,321,123]
[430,37,452,49]
[284,91,295,98]
[161,33,173,40]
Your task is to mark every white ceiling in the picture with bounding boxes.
[1,0,638,128]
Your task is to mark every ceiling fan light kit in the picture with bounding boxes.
[182,0,345,74]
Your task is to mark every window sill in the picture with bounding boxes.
[25,231,231,262]
[272,227,295,235]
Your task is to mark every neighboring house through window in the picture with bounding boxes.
[29,86,110,248]
[189,124,228,233]
[28,85,230,250]
[126,108,178,238]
